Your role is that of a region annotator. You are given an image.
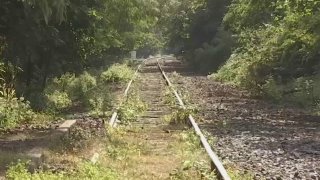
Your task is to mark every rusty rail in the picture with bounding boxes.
[109,59,146,127]
[157,58,231,180]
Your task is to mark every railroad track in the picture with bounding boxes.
[109,57,231,180]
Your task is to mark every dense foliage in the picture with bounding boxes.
[215,0,320,107]
[0,0,164,128]
[166,0,320,109]
[0,0,161,101]
[1,0,320,127]
[101,64,135,83]
[218,0,320,85]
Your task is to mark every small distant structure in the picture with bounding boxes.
[130,51,137,60]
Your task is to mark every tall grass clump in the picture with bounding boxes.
[0,63,36,129]
[0,96,35,129]
[117,91,147,124]
[101,64,135,83]
[44,71,97,112]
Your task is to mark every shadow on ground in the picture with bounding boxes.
[162,58,320,179]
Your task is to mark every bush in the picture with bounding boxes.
[260,76,282,101]
[45,73,77,95]
[60,126,94,151]
[123,58,140,67]
[6,161,64,180]
[284,76,320,107]
[46,91,72,111]
[0,97,34,129]
[74,72,97,99]
[215,0,320,110]
[87,85,111,117]
[101,64,134,83]
[118,91,147,123]
[258,74,320,109]
[44,71,97,111]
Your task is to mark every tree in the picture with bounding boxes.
[0,0,164,108]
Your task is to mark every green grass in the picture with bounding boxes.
[117,86,147,124]
[169,130,217,179]
[6,161,118,180]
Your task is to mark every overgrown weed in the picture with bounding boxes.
[104,126,149,161]
[117,87,147,124]
[164,107,194,125]
[6,160,118,180]
[100,64,135,83]
[169,130,216,179]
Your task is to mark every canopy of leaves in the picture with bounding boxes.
[218,0,320,86]
[0,0,163,105]
[164,0,320,107]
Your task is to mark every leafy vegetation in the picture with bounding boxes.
[1,0,161,93]
[165,0,320,111]
[1,0,320,178]
[162,80,199,125]
[0,61,136,129]
[6,161,118,180]
[101,64,135,83]
[164,107,197,125]
[118,90,147,124]
[0,96,34,129]
[215,0,320,108]
[44,71,97,112]
[59,126,96,152]
[0,0,164,121]
[169,130,215,179]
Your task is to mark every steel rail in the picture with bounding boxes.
[109,59,146,127]
[157,58,231,180]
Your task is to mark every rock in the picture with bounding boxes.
[310,174,318,180]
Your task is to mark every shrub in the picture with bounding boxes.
[101,64,134,83]
[215,0,320,111]
[87,85,111,117]
[76,162,118,179]
[0,97,34,129]
[258,74,320,109]
[46,91,72,111]
[124,58,140,67]
[165,108,194,125]
[44,71,97,111]
[118,92,147,123]
[260,76,282,101]
[6,161,64,180]
[75,71,97,99]
[284,76,320,107]
[45,73,77,95]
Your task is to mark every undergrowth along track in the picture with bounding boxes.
[157,58,231,180]
[108,57,231,180]
[109,59,146,127]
